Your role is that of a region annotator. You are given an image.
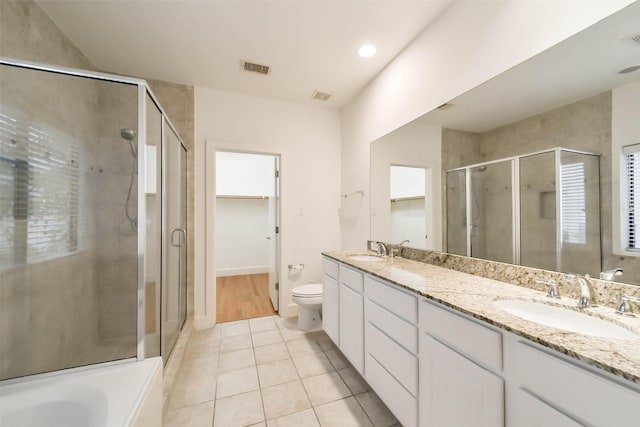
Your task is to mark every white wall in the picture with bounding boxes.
[215,198,270,276]
[612,79,640,257]
[341,0,633,250]
[370,121,442,250]
[216,151,275,196]
[194,87,341,325]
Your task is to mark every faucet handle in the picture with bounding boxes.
[535,278,560,299]
[616,294,640,317]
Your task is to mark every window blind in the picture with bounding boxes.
[560,162,586,245]
[624,143,640,250]
[0,109,81,269]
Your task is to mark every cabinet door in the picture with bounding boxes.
[512,388,583,427]
[340,284,364,374]
[420,334,504,427]
[322,274,340,346]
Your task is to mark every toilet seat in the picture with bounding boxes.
[292,283,322,297]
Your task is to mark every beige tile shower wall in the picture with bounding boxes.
[0,0,95,70]
[0,66,101,379]
[146,79,195,318]
[442,92,639,285]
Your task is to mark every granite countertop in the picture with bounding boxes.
[323,251,640,385]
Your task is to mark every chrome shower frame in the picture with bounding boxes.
[0,57,188,364]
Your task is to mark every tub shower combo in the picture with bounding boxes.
[0,58,188,426]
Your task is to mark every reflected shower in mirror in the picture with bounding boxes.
[370,2,640,285]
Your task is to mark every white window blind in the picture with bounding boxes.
[0,109,81,269]
[624,143,640,251]
[560,162,586,245]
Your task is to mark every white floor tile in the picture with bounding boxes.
[164,401,214,427]
[286,337,322,356]
[314,397,373,427]
[302,371,352,406]
[324,348,350,370]
[220,320,251,337]
[255,342,290,365]
[355,391,398,427]
[292,351,335,378]
[261,380,312,420]
[219,348,256,372]
[220,333,253,353]
[217,366,260,399]
[338,367,370,395]
[214,390,265,427]
[267,408,320,427]
[257,358,299,388]
[252,329,284,347]
[250,316,278,333]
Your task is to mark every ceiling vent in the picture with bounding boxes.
[242,61,270,75]
[625,32,640,46]
[312,90,333,101]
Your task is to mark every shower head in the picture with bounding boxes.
[120,128,136,141]
[120,128,137,157]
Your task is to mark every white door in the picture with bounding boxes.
[267,157,280,311]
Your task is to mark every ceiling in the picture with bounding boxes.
[37,0,452,108]
[418,1,640,133]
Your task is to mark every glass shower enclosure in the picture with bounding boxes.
[0,59,187,381]
[446,148,601,276]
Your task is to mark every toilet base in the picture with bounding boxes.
[298,306,322,330]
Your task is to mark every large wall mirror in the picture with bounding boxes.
[370,2,640,286]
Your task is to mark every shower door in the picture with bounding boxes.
[161,123,187,363]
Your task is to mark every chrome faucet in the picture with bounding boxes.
[535,278,559,299]
[398,239,410,246]
[600,268,623,281]
[375,241,388,257]
[616,294,640,317]
[567,274,594,308]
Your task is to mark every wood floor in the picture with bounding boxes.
[216,273,277,323]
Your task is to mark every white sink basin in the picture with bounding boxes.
[347,255,384,262]
[494,300,638,340]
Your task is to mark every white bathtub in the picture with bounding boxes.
[0,357,162,427]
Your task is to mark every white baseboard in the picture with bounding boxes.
[216,266,269,277]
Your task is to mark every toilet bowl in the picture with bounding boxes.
[291,283,323,330]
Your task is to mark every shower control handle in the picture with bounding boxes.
[171,228,187,247]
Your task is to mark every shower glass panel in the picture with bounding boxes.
[0,64,138,380]
[161,123,187,362]
[470,161,513,263]
[446,169,467,256]
[520,151,557,271]
[144,95,162,358]
[558,151,601,276]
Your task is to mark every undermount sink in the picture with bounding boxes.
[347,254,384,262]
[494,300,638,340]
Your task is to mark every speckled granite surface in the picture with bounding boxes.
[323,251,640,385]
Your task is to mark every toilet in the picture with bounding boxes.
[291,283,323,330]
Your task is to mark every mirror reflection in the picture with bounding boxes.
[370,2,640,285]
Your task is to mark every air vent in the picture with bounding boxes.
[312,90,333,101]
[625,32,640,46]
[242,61,270,75]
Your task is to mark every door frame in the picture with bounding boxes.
[203,140,284,327]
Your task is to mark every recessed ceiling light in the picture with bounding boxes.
[358,44,377,58]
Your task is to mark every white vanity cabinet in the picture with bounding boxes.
[321,258,340,345]
[338,265,365,373]
[507,337,640,427]
[364,276,419,427]
[419,299,504,427]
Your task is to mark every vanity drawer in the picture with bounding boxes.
[514,341,640,427]
[420,299,502,373]
[365,299,417,354]
[322,257,338,280]
[365,353,417,427]
[365,276,417,323]
[365,322,418,396]
[340,265,363,293]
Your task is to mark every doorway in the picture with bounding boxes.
[390,164,431,249]
[215,151,280,323]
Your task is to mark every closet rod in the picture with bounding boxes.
[216,195,269,200]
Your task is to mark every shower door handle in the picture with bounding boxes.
[171,228,187,247]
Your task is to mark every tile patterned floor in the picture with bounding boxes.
[164,316,400,427]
